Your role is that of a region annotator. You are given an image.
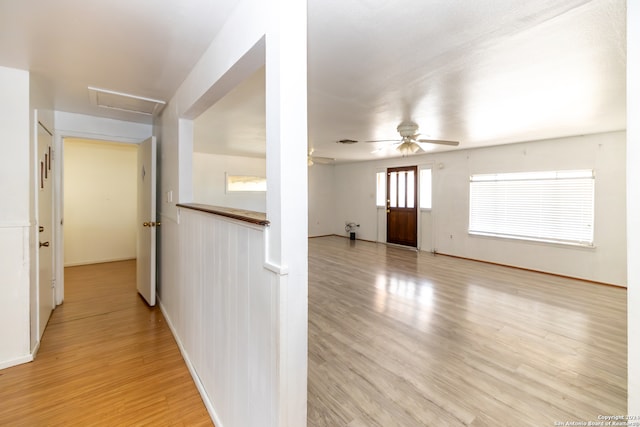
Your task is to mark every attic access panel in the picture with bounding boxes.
[88,86,166,116]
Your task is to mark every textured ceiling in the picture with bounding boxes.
[0,0,240,123]
[0,0,626,162]
[308,0,626,161]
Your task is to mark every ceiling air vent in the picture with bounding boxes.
[336,139,358,144]
[88,86,166,116]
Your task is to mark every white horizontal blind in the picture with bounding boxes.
[469,170,595,246]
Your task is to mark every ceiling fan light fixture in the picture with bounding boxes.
[397,140,421,155]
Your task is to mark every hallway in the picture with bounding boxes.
[0,260,212,426]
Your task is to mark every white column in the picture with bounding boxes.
[265,0,308,425]
[628,0,640,415]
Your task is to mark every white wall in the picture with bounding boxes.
[55,111,152,143]
[331,157,436,242]
[308,163,335,237]
[0,66,31,369]
[169,208,278,427]
[192,152,266,212]
[156,0,308,424]
[327,132,626,286]
[63,139,137,266]
[627,0,639,415]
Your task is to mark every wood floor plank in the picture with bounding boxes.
[0,260,212,427]
[308,236,627,426]
[1,239,627,426]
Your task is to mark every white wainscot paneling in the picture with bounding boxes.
[166,208,277,427]
[0,225,31,369]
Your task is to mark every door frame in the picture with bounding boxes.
[37,121,55,339]
[53,131,150,305]
[386,165,418,247]
[31,109,56,354]
[376,163,436,251]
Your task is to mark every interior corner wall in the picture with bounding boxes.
[192,152,266,212]
[308,163,335,237]
[0,66,31,369]
[332,131,626,286]
[63,139,138,266]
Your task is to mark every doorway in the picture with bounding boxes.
[63,138,138,268]
[37,122,55,340]
[386,166,418,247]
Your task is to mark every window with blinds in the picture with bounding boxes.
[468,170,595,246]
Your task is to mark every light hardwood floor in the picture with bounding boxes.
[0,260,212,426]
[308,236,627,427]
[0,240,627,426]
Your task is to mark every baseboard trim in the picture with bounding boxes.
[316,235,625,288]
[0,353,33,371]
[158,299,224,427]
[330,233,379,244]
[64,257,136,267]
[31,340,41,360]
[435,252,627,289]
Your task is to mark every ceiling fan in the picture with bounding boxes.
[308,148,335,166]
[366,122,459,154]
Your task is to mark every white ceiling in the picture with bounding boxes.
[0,0,626,163]
[0,0,240,123]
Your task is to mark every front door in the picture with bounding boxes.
[136,137,157,306]
[37,122,54,338]
[386,166,418,247]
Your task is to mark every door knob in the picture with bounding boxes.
[39,241,50,248]
[143,222,150,227]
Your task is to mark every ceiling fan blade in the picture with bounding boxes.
[311,156,335,164]
[363,139,401,143]
[417,139,459,146]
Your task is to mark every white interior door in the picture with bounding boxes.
[136,137,157,306]
[37,122,54,338]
